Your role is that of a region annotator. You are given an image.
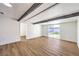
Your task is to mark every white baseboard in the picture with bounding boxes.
[0,39,20,46]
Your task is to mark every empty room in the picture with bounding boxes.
[0,3,79,56]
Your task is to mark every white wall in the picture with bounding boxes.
[77,16,79,48]
[26,22,41,39]
[60,21,77,42]
[41,25,48,36]
[20,23,26,36]
[0,15,20,45]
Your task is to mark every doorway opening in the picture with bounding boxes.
[20,23,26,41]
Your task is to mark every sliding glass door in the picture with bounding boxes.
[48,24,60,39]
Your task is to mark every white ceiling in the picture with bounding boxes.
[21,3,79,23]
[0,3,33,20]
[0,3,79,23]
[22,3,55,21]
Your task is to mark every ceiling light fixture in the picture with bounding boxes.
[3,3,12,7]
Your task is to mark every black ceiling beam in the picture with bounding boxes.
[18,3,43,21]
[33,11,79,24]
[25,3,59,21]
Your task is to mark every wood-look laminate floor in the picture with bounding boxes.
[0,37,79,56]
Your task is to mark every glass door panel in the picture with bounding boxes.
[48,24,60,39]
